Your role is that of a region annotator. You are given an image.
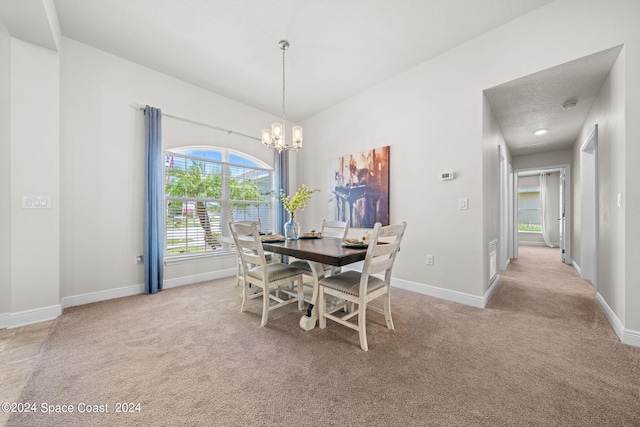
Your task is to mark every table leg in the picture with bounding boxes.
[299,261,325,331]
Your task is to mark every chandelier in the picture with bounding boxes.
[261,40,303,152]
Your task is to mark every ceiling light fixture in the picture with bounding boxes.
[534,128,548,136]
[261,40,302,152]
[561,101,577,110]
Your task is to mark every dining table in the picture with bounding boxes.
[262,236,368,331]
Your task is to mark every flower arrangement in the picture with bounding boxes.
[278,184,320,217]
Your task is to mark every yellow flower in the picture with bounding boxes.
[278,184,320,216]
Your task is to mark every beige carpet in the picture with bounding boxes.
[8,246,640,426]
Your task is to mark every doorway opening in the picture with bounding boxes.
[512,164,571,265]
[580,125,598,286]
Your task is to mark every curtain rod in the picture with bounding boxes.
[135,104,261,142]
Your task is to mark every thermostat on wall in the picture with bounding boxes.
[440,172,455,181]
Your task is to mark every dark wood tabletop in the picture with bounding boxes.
[262,237,367,267]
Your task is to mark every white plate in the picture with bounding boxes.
[341,242,368,248]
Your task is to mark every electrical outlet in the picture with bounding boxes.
[425,255,434,266]
[135,255,143,264]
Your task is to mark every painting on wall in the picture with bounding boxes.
[328,146,389,228]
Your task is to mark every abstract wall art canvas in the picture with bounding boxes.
[328,146,389,228]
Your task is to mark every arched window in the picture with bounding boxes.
[164,147,273,259]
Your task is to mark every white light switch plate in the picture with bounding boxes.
[22,196,51,209]
[458,198,468,210]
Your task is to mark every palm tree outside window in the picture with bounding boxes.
[164,148,273,258]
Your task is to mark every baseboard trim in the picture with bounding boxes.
[623,328,640,347]
[62,268,237,309]
[61,284,145,309]
[484,274,501,307]
[571,259,581,275]
[163,268,236,289]
[0,312,8,329]
[4,270,239,329]
[595,292,640,348]
[596,292,624,341]
[4,305,62,329]
[391,277,487,308]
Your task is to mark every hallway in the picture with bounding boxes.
[491,245,600,325]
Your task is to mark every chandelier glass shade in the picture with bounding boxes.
[261,40,303,152]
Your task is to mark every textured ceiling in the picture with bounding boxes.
[485,45,623,157]
[46,0,554,122]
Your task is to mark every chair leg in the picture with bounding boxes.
[347,302,355,313]
[240,278,248,312]
[383,290,394,330]
[235,258,242,286]
[297,277,304,311]
[318,286,326,329]
[261,286,269,327]
[358,302,368,351]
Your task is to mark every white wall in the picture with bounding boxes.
[9,38,60,314]
[298,0,640,307]
[512,150,573,171]
[59,38,282,300]
[573,48,626,325]
[0,21,10,320]
[299,65,485,298]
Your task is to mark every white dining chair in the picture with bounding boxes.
[230,219,277,286]
[229,221,304,327]
[317,221,407,351]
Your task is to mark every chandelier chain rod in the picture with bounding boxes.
[281,44,286,123]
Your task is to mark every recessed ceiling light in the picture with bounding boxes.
[561,101,578,110]
[534,128,548,136]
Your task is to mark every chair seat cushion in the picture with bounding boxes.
[318,270,385,297]
[248,263,302,282]
[289,260,331,272]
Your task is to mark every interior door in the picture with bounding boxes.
[559,169,566,263]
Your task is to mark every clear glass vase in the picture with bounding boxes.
[284,215,300,240]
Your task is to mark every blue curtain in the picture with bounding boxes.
[274,149,289,235]
[144,105,164,294]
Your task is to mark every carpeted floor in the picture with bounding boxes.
[8,246,640,426]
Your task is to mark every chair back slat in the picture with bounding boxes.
[234,219,262,232]
[239,251,262,266]
[321,219,349,238]
[370,241,399,257]
[229,221,266,273]
[367,257,394,276]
